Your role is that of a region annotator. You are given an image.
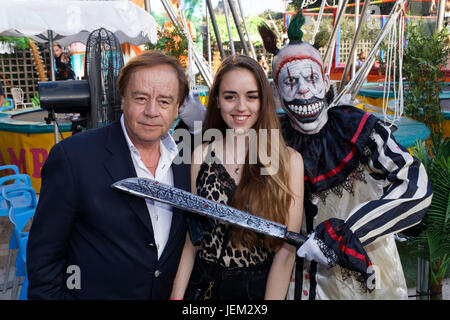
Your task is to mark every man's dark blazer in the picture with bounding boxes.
[27,120,190,300]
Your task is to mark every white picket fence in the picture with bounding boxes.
[337,40,375,65]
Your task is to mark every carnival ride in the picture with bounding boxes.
[0,0,448,191]
[0,0,447,302]
[172,0,438,141]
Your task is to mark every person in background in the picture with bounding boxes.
[357,51,366,68]
[0,81,5,107]
[257,54,270,77]
[53,42,76,80]
[281,26,289,46]
[170,54,304,300]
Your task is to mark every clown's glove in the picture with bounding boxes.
[178,91,206,133]
[296,232,337,267]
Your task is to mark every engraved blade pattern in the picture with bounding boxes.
[112,177,288,240]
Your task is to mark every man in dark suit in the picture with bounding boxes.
[27,51,190,300]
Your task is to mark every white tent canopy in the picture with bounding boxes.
[0,0,158,46]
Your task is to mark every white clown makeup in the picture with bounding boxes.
[273,43,330,133]
[278,59,326,108]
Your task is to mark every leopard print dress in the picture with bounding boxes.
[195,160,274,268]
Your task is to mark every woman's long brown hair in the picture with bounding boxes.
[203,55,293,251]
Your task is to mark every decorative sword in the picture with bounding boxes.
[112,177,307,247]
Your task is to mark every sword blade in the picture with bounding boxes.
[112,177,306,246]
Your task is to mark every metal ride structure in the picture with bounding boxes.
[297,0,439,73]
[310,1,445,89]
[161,0,213,88]
[160,0,258,88]
[330,0,407,108]
[166,0,443,103]
[291,0,445,128]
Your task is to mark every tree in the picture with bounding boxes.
[208,14,265,45]
[403,20,449,137]
[288,0,303,11]
[0,36,30,50]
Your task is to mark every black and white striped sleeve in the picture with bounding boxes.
[343,122,433,246]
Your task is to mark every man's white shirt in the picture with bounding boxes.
[120,115,178,259]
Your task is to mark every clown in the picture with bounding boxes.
[178,12,432,300]
[273,39,329,134]
[257,13,432,299]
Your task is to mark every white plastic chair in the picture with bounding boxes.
[11,88,33,109]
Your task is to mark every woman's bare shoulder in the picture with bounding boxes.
[286,146,303,164]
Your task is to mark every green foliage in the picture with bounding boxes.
[261,9,285,36]
[31,93,40,107]
[411,136,450,287]
[340,16,381,43]
[313,30,330,48]
[296,16,330,44]
[0,36,30,50]
[182,0,202,21]
[299,14,379,45]
[209,15,265,45]
[261,9,283,21]
[376,41,388,76]
[151,12,170,27]
[145,26,188,67]
[403,20,450,137]
[289,0,303,10]
[150,10,203,52]
[407,20,450,295]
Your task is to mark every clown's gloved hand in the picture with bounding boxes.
[296,232,334,266]
[296,218,375,290]
[178,91,206,133]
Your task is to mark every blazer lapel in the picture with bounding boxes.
[158,162,190,265]
[103,121,154,236]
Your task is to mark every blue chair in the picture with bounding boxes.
[0,165,20,293]
[0,105,13,112]
[1,225,18,295]
[1,165,32,214]
[0,165,23,194]
[1,98,14,111]
[0,167,32,295]
[3,186,37,300]
[0,173,32,216]
[0,165,19,176]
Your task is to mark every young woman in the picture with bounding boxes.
[53,42,76,80]
[170,55,304,300]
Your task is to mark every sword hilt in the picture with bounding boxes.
[284,231,307,247]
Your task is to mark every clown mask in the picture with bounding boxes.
[274,43,330,134]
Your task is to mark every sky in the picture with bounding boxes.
[150,0,287,17]
[225,0,286,16]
